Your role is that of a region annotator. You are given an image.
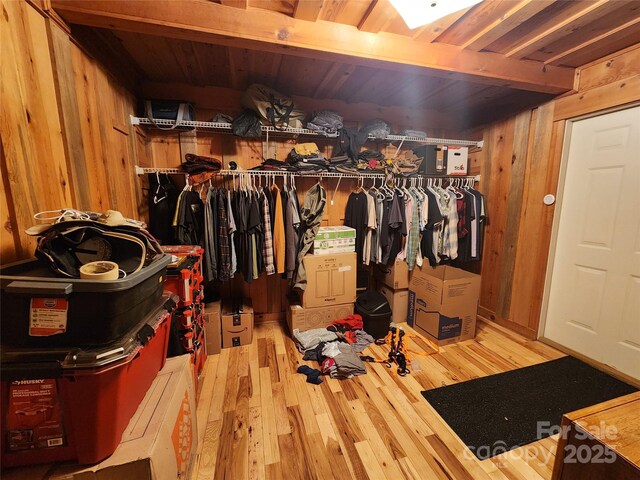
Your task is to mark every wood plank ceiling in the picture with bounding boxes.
[53,0,640,129]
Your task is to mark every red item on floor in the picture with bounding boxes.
[0,296,174,467]
[328,314,363,331]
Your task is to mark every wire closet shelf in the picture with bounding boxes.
[130,116,482,148]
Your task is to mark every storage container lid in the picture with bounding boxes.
[0,254,171,293]
[355,291,392,316]
[1,293,176,374]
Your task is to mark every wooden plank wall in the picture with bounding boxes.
[0,0,149,263]
[477,45,640,338]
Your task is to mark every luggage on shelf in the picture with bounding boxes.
[0,294,176,467]
[0,254,171,348]
[355,291,393,340]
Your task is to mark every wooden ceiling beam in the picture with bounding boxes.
[505,0,611,59]
[544,16,640,66]
[219,0,247,8]
[412,7,473,43]
[358,0,392,33]
[293,0,323,22]
[50,0,575,94]
[461,0,556,52]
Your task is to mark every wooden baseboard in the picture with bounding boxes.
[254,312,285,325]
[477,306,537,339]
[539,336,640,389]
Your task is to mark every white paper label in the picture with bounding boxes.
[338,266,352,272]
[29,298,68,336]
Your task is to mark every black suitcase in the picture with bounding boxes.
[355,291,392,339]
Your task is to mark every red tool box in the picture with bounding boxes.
[0,295,176,467]
[163,246,207,388]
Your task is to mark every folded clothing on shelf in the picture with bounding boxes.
[307,110,343,137]
[180,154,222,174]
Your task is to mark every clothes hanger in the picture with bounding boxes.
[153,171,168,204]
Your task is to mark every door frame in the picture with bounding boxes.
[538,103,640,364]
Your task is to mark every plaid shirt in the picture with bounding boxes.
[406,191,421,271]
[217,189,232,281]
[261,190,276,275]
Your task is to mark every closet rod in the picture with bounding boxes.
[216,169,478,181]
[135,166,480,182]
[130,116,481,148]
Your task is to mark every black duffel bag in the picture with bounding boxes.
[144,100,195,130]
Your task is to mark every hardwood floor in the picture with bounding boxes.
[2,318,565,479]
[192,319,565,480]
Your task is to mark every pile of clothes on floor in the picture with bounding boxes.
[293,314,374,383]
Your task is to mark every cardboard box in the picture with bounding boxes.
[408,265,480,346]
[374,259,410,290]
[287,303,354,334]
[378,284,409,324]
[204,301,222,355]
[445,146,469,175]
[48,356,197,480]
[221,302,253,348]
[314,226,357,241]
[313,226,356,255]
[301,252,357,309]
[413,145,442,175]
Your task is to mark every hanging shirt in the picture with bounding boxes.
[344,191,369,266]
[374,193,384,264]
[423,188,444,266]
[202,188,217,282]
[227,189,237,277]
[293,183,327,290]
[406,190,421,271]
[271,184,286,274]
[217,188,232,281]
[397,189,414,261]
[261,188,276,275]
[362,191,377,266]
[175,190,204,247]
[284,188,300,279]
[381,192,404,265]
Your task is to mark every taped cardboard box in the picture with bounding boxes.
[313,226,356,255]
[221,302,253,348]
[301,252,356,309]
[287,303,354,334]
[204,301,221,355]
[408,265,480,346]
[48,355,197,480]
[374,259,410,290]
[377,284,409,323]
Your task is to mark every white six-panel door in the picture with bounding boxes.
[544,106,640,379]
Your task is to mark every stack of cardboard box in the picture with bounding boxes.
[407,265,481,346]
[287,250,357,335]
[374,259,411,324]
[204,299,254,354]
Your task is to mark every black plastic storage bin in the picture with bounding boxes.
[355,291,392,339]
[0,254,171,348]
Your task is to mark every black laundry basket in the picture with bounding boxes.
[355,291,392,339]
